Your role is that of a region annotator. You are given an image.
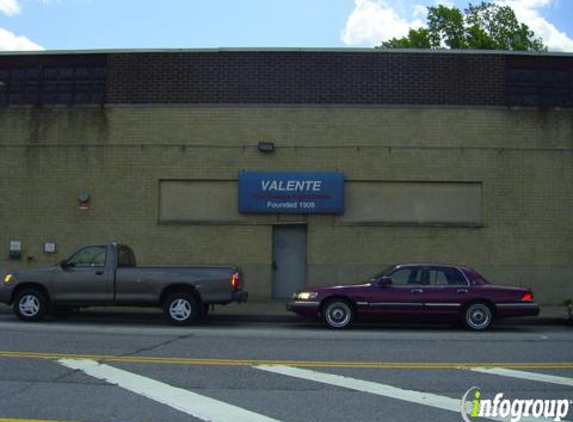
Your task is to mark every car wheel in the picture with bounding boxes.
[163,292,200,325]
[463,302,493,331]
[323,299,354,329]
[14,289,48,322]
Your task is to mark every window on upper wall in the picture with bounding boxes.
[0,66,105,105]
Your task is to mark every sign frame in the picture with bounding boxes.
[238,171,345,214]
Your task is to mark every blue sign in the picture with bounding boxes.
[239,171,344,214]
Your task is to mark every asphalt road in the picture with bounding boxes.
[0,310,571,422]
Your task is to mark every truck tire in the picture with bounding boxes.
[163,292,200,325]
[14,288,48,322]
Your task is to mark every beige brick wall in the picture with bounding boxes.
[1,105,572,304]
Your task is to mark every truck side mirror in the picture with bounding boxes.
[60,259,69,269]
[378,276,392,286]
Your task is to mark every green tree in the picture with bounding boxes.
[379,2,546,51]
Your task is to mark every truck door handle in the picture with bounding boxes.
[95,270,104,275]
[410,289,423,294]
[457,289,468,294]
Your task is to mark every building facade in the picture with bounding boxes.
[1,49,572,304]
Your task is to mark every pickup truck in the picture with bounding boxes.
[0,243,247,325]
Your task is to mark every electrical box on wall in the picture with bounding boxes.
[9,240,22,260]
[44,242,57,254]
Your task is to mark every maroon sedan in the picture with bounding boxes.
[287,264,539,330]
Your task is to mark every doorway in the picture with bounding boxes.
[272,225,307,299]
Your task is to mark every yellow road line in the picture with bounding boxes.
[0,351,571,369]
[0,419,92,422]
[0,418,140,422]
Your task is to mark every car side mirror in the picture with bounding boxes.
[60,259,73,269]
[378,276,392,286]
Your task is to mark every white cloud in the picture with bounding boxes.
[1,0,54,16]
[413,4,427,19]
[0,28,43,50]
[0,0,21,15]
[497,0,573,51]
[341,0,424,46]
[341,0,573,51]
[436,0,455,7]
[0,0,49,51]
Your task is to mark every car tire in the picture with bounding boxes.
[163,292,200,325]
[13,288,48,322]
[322,299,355,329]
[463,302,493,331]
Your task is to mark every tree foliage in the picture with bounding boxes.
[379,2,546,51]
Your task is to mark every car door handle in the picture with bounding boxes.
[457,289,468,294]
[95,270,104,275]
[410,289,423,294]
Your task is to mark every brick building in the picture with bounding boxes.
[0,48,572,304]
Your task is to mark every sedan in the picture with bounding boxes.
[287,264,539,330]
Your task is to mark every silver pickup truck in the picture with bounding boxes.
[0,243,247,325]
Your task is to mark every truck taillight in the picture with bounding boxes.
[231,271,240,290]
[521,293,533,301]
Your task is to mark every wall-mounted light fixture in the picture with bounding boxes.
[258,142,275,153]
[77,192,91,210]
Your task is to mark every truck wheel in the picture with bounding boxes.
[14,289,48,322]
[163,292,200,325]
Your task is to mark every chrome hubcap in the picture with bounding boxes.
[467,305,491,329]
[169,299,192,321]
[19,295,40,317]
[326,303,351,328]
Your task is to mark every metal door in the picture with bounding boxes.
[272,225,307,299]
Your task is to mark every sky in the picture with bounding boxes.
[0,0,572,52]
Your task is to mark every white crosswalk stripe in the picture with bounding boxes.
[470,367,573,387]
[255,365,571,422]
[58,358,284,422]
[55,357,572,422]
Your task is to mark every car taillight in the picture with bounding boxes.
[521,293,533,301]
[231,271,240,290]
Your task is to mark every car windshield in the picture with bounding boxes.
[369,265,396,281]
